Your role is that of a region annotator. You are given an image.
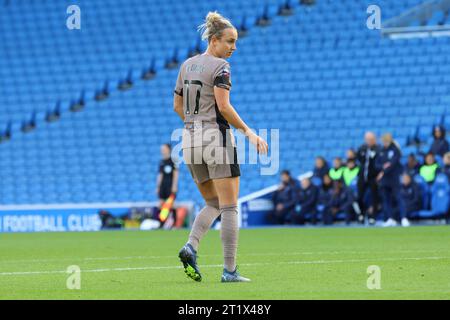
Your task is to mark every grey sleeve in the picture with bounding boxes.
[174,65,183,96]
[213,61,232,91]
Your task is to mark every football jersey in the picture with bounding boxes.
[174,52,236,149]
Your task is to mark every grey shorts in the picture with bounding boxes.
[183,146,241,184]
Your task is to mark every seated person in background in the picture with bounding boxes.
[313,156,329,180]
[419,153,439,185]
[429,125,449,157]
[324,179,354,225]
[329,157,344,181]
[405,153,420,177]
[293,177,319,225]
[317,174,334,223]
[400,174,422,218]
[440,152,450,182]
[269,170,299,225]
[343,158,360,186]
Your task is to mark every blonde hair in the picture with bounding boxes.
[382,133,401,150]
[198,11,235,42]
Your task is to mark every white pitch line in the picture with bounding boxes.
[0,249,446,264]
[0,256,448,277]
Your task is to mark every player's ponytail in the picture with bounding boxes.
[198,11,235,42]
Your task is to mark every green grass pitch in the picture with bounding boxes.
[0,226,449,299]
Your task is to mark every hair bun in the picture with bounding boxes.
[198,11,234,42]
[206,11,222,27]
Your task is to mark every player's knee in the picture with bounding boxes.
[206,197,220,210]
[219,203,238,218]
[217,193,238,209]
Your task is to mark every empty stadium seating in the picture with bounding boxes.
[1,0,449,210]
[0,0,282,131]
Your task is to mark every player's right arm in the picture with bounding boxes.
[173,93,184,121]
[173,64,185,121]
[171,167,179,194]
[214,86,268,154]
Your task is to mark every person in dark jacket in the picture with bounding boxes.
[269,170,299,225]
[317,174,334,222]
[429,125,449,157]
[313,156,329,180]
[356,132,381,225]
[293,177,319,225]
[400,174,422,218]
[323,179,354,225]
[377,133,409,227]
[405,153,421,177]
[157,144,178,202]
[156,143,179,228]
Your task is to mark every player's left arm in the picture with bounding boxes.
[171,168,179,194]
[214,87,268,154]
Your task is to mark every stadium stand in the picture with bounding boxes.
[0,0,280,131]
[0,0,449,223]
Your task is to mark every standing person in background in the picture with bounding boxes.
[405,153,421,177]
[420,153,439,185]
[429,125,449,157]
[329,157,344,181]
[156,143,179,227]
[313,156,329,180]
[356,132,381,225]
[269,170,298,225]
[377,133,409,227]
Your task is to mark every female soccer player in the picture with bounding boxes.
[173,11,268,282]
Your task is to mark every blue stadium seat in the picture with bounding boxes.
[414,175,431,210]
[427,10,445,26]
[431,174,450,216]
